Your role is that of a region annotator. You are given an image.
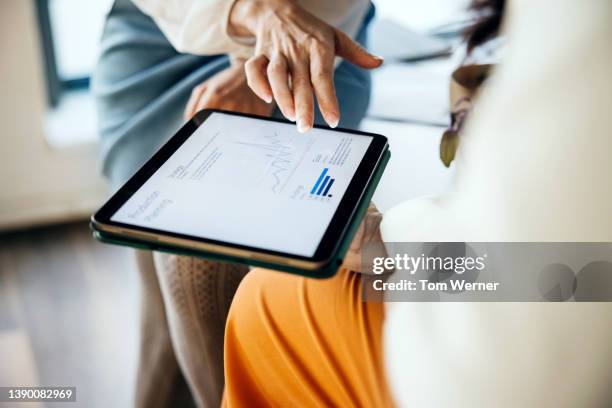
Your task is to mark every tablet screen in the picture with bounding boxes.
[111,112,373,257]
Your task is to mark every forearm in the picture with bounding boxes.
[131,0,254,56]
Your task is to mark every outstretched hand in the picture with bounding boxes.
[229,0,383,132]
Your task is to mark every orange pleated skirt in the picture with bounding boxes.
[223,268,395,407]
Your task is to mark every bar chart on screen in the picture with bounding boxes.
[310,168,335,198]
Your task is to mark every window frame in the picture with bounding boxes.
[34,0,91,108]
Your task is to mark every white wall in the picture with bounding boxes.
[0,0,107,231]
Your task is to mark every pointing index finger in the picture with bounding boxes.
[310,45,339,127]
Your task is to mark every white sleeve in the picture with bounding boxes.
[381,0,612,406]
[130,0,254,58]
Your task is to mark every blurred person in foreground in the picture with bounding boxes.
[222,0,612,406]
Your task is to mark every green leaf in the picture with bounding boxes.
[440,131,459,167]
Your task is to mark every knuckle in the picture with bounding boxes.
[295,100,313,112]
[267,60,285,76]
[292,74,309,87]
[311,38,329,54]
[303,33,317,45]
[312,66,332,82]
[208,86,222,97]
[312,34,334,53]
[244,56,260,71]
[287,42,305,60]
[276,91,291,102]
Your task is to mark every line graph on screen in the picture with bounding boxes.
[233,132,314,194]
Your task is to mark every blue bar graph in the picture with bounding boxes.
[310,168,328,194]
[321,178,335,196]
[317,176,331,195]
[310,168,335,197]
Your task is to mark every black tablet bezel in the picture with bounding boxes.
[93,109,388,265]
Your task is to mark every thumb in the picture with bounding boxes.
[334,28,383,69]
[185,83,207,120]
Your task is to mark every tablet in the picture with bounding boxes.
[92,109,389,277]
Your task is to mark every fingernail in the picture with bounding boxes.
[297,118,309,133]
[263,94,273,103]
[286,111,296,122]
[328,115,339,128]
[373,55,384,62]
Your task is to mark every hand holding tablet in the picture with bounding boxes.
[92,110,389,277]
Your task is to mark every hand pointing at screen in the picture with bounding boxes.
[229,0,384,132]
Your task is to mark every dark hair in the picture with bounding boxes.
[464,0,506,52]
